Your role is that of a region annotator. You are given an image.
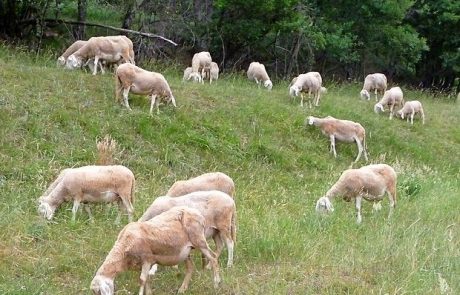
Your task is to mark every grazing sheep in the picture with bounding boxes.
[397,100,425,125]
[166,172,235,198]
[289,72,323,108]
[115,63,176,115]
[307,116,368,163]
[209,62,219,82]
[190,51,212,84]
[183,67,192,81]
[315,164,397,223]
[360,73,387,101]
[57,40,87,66]
[66,35,135,75]
[139,190,236,268]
[374,86,405,119]
[247,62,272,90]
[90,206,221,295]
[37,165,135,223]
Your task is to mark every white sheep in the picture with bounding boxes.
[66,35,135,75]
[139,190,236,268]
[183,67,192,81]
[396,100,425,125]
[90,206,221,295]
[360,73,387,101]
[315,164,397,223]
[209,62,219,82]
[190,51,212,84]
[289,72,323,108]
[166,172,235,198]
[374,86,405,119]
[307,116,368,163]
[115,63,176,115]
[37,165,135,223]
[247,62,273,90]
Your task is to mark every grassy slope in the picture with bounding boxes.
[0,46,459,294]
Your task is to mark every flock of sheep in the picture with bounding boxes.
[45,34,427,294]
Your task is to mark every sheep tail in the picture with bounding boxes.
[114,72,122,103]
[231,208,237,244]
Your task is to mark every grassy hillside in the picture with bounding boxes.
[0,45,458,294]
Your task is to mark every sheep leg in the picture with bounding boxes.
[224,236,234,268]
[308,90,313,109]
[72,199,81,222]
[84,204,94,223]
[149,94,157,116]
[389,104,394,120]
[300,93,304,107]
[122,88,132,111]
[329,135,337,158]
[204,234,223,269]
[99,61,105,75]
[410,110,415,125]
[139,262,152,295]
[119,197,134,223]
[315,91,320,107]
[178,257,194,293]
[92,57,99,75]
[374,89,378,101]
[355,196,363,224]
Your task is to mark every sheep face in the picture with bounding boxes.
[65,54,83,70]
[289,85,300,97]
[90,275,114,295]
[315,196,334,213]
[188,72,202,83]
[38,201,55,220]
[396,110,405,119]
[374,103,384,114]
[360,90,370,100]
[57,56,66,66]
[307,116,315,125]
[264,80,273,90]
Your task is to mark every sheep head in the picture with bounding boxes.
[307,116,315,126]
[188,72,202,83]
[38,200,55,220]
[360,90,370,100]
[90,275,114,295]
[397,110,405,119]
[374,103,384,114]
[315,196,334,213]
[65,54,83,70]
[264,80,273,91]
[289,85,300,97]
[57,56,66,66]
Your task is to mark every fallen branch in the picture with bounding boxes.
[20,18,178,46]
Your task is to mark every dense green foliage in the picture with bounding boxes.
[0,45,459,294]
[0,0,458,91]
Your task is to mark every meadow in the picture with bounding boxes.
[0,45,459,294]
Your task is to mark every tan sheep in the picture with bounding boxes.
[115,63,176,115]
[66,35,135,75]
[139,190,236,268]
[360,73,387,101]
[307,116,368,163]
[374,86,405,119]
[37,165,135,223]
[247,62,272,90]
[396,100,425,125]
[190,51,212,84]
[289,72,323,108]
[166,172,235,198]
[90,206,221,295]
[316,164,397,223]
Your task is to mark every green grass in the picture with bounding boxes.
[0,45,459,294]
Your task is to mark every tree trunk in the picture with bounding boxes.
[74,0,87,39]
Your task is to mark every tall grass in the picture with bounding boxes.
[0,47,458,294]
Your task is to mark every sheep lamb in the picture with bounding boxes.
[316,164,397,223]
[307,116,368,163]
[183,66,197,82]
[189,51,212,84]
[360,73,387,101]
[90,206,221,295]
[397,100,425,125]
[66,35,135,75]
[247,62,273,90]
[166,172,235,198]
[115,63,177,115]
[374,86,405,119]
[139,190,236,268]
[289,72,323,108]
[37,165,135,223]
